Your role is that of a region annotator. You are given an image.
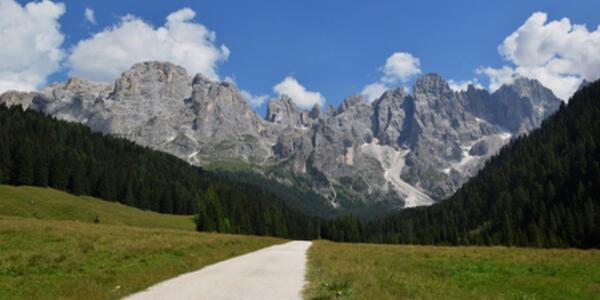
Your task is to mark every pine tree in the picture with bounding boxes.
[123,183,135,206]
[0,131,9,183]
[13,142,34,185]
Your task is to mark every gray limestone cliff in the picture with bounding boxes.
[0,61,562,212]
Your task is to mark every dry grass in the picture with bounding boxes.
[305,240,600,300]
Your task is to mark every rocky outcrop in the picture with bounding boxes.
[0,62,562,213]
[491,77,562,134]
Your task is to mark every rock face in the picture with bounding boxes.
[0,61,562,213]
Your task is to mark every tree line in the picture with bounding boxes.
[320,80,600,248]
[0,104,320,240]
[2,78,599,248]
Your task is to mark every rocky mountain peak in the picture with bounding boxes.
[373,87,408,107]
[371,87,410,146]
[413,73,452,96]
[64,77,94,90]
[466,84,482,93]
[309,103,321,119]
[492,76,561,134]
[111,61,192,101]
[494,77,557,103]
[336,95,366,115]
[509,77,550,96]
[192,73,212,86]
[189,73,252,115]
[0,60,565,214]
[0,91,37,109]
[266,95,301,125]
[327,104,336,115]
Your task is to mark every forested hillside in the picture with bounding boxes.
[3,79,599,248]
[0,104,320,239]
[323,80,600,248]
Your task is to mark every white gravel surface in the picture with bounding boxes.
[123,241,312,300]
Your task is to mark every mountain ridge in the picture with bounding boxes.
[0,61,562,214]
[324,78,600,248]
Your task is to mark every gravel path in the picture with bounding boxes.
[123,241,312,300]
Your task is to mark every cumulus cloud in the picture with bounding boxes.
[274,76,325,109]
[84,7,96,25]
[476,66,517,92]
[67,8,229,82]
[241,90,268,108]
[224,76,268,108]
[0,0,65,93]
[448,79,483,92]
[382,52,422,83]
[361,52,420,101]
[360,82,387,102]
[479,12,600,100]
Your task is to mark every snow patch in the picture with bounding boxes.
[329,184,339,208]
[165,135,177,143]
[499,132,512,140]
[450,132,512,174]
[187,151,199,160]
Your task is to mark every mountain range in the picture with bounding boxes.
[0,61,562,214]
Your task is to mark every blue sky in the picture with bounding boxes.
[5,0,600,114]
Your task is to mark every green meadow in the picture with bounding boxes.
[0,185,283,300]
[305,240,600,300]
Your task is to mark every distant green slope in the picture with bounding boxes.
[0,185,195,231]
[0,185,284,300]
[0,105,321,239]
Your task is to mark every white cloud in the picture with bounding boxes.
[0,0,65,94]
[476,66,516,92]
[360,52,420,102]
[223,76,268,108]
[360,82,387,102]
[479,12,600,100]
[67,8,229,82]
[84,7,96,25]
[241,90,268,108]
[382,52,421,83]
[274,76,324,109]
[448,79,483,92]
[222,76,236,84]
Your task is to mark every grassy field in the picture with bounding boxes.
[305,240,600,300]
[0,185,195,231]
[0,185,284,300]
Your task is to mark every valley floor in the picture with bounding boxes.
[3,185,600,300]
[304,240,600,299]
[0,217,284,300]
[0,185,284,300]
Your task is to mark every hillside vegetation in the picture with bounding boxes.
[0,186,283,300]
[0,185,195,231]
[0,104,320,239]
[305,241,600,299]
[322,80,600,248]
